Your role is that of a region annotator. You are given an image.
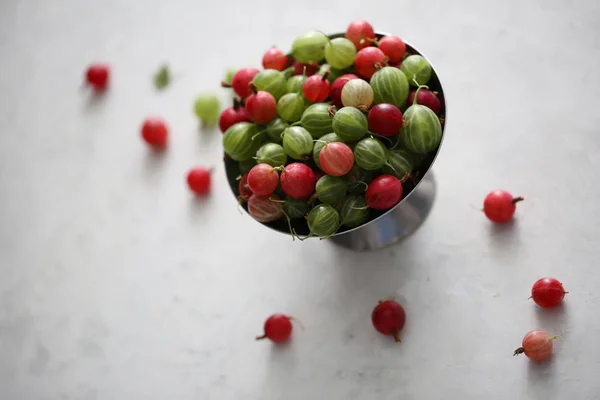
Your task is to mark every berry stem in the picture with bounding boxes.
[513,347,525,356]
[233,97,243,110]
[255,334,267,341]
[357,104,370,113]
[248,82,258,95]
[512,196,524,204]
[221,81,232,88]
[392,330,401,343]
[413,85,430,105]
[328,106,337,118]
[321,70,330,82]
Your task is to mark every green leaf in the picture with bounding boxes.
[153,64,171,90]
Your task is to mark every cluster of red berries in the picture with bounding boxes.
[84,64,213,197]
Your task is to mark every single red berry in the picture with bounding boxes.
[514,330,558,361]
[247,194,283,223]
[187,167,211,195]
[229,67,260,98]
[345,20,376,50]
[408,88,441,115]
[483,190,524,223]
[256,314,293,343]
[377,36,407,63]
[280,163,316,200]
[368,103,404,137]
[292,61,319,76]
[355,47,387,79]
[247,163,279,196]
[219,99,250,133]
[319,142,354,177]
[85,63,110,91]
[245,83,277,124]
[365,175,403,210]
[330,74,359,109]
[531,277,568,308]
[141,117,168,148]
[303,72,331,103]
[238,173,253,199]
[371,299,406,342]
[262,47,288,71]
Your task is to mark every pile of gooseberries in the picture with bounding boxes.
[220,20,445,239]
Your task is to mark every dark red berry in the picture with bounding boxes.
[229,67,260,98]
[365,175,403,210]
[85,63,110,91]
[408,89,441,115]
[245,83,277,124]
[531,277,568,308]
[280,163,316,200]
[219,99,250,133]
[368,103,404,137]
[330,74,359,109]
[187,167,211,195]
[371,299,406,342]
[256,314,293,343]
[141,117,168,148]
[292,61,319,76]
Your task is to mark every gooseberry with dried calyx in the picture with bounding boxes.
[368,103,404,137]
[341,79,374,110]
[247,194,283,223]
[279,163,316,200]
[530,277,568,308]
[219,98,249,133]
[318,141,354,177]
[482,190,524,223]
[223,67,259,98]
[345,20,376,50]
[514,330,560,361]
[303,71,331,103]
[245,83,277,124]
[331,74,359,108]
[247,163,280,196]
[256,314,294,343]
[371,299,406,342]
[262,47,287,71]
[377,36,407,63]
[365,174,403,210]
[355,47,387,79]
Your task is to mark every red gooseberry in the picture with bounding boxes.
[85,63,110,91]
[280,163,316,200]
[319,142,354,177]
[141,117,168,148]
[303,72,331,103]
[237,172,253,202]
[218,98,250,133]
[247,163,279,196]
[226,67,260,98]
[408,88,441,115]
[368,103,404,137]
[345,20,376,50]
[483,190,524,223]
[514,330,558,361]
[262,47,287,71]
[355,47,387,79]
[330,74,359,109]
[245,83,277,124]
[247,194,283,223]
[256,314,293,343]
[365,175,403,210]
[292,61,319,76]
[371,299,406,342]
[377,36,407,63]
[530,277,568,308]
[187,167,211,195]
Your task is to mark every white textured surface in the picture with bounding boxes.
[1,0,600,399]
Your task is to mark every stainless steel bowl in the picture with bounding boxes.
[224,31,447,251]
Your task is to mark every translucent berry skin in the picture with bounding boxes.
[368,104,404,137]
[303,75,331,103]
[319,142,354,177]
[247,163,279,196]
[408,89,442,115]
[292,61,319,76]
[378,36,407,63]
[514,330,554,361]
[85,63,110,90]
[238,173,253,199]
[483,190,523,223]
[246,91,277,124]
[262,47,287,71]
[531,277,567,308]
[365,175,403,210]
[280,163,316,200]
[247,194,283,223]
[256,314,293,343]
[371,300,406,342]
[355,47,387,79]
[231,68,260,98]
[187,167,211,195]
[218,106,249,133]
[346,20,376,50]
[141,117,168,148]
[330,74,359,109]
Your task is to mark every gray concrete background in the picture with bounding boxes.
[1,0,600,399]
